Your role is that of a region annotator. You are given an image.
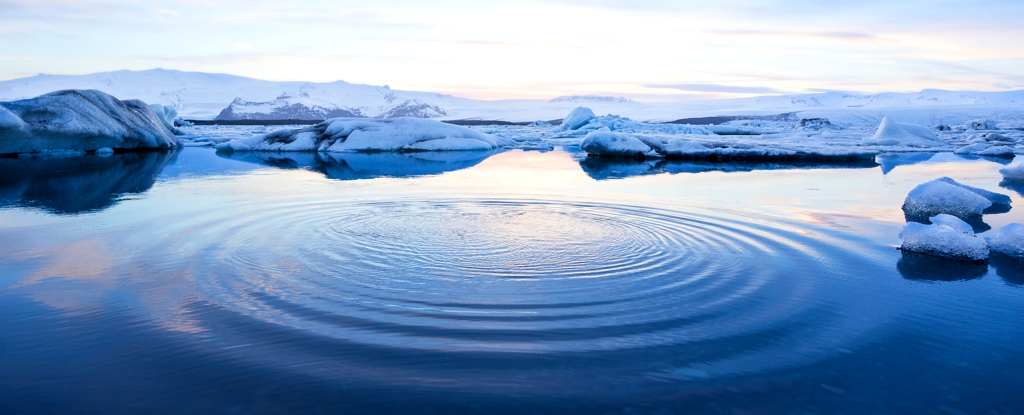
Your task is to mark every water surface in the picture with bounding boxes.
[1,148,1022,414]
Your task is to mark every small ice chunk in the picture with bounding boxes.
[930,214,974,235]
[899,221,989,261]
[903,178,993,218]
[968,120,997,130]
[556,107,597,131]
[95,147,114,156]
[999,163,1024,181]
[986,223,1024,257]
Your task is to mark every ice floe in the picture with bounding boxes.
[902,177,1010,219]
[215,118,513,152]
[986,223,1024,257]
[0,90,179,155]
[899,216,989,261]
[999,163,1024,181]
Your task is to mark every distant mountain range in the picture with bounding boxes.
[0,69,1022,124]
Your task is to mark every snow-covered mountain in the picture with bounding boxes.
[0,69,1022,125]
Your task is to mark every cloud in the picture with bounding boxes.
[707,29,882,42]
[646,84,782,94]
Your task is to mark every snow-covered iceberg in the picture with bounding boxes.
[902,177,1011,219]
[150,104,184,135]
[215,118,513,152]
[986,223,1024,257]
[999,163,1024,181]
[865,117,946,147]
[899,215,988,261]
[555,107,713,137]
[0,90,179,155]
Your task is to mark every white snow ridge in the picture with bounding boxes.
[216,118,514,152]
[865,116,945,147]
[0,90,179,155]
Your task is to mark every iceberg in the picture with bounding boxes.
[986,223,1024,257]
[999,163,1024,181]
[579,131,657,158]
[902,177,1010,219]
[899,217,989,261]
[554,107,713,137]
[866,117,945,147]
[149,104,184,135]
[215,118,513,152]
[0,90,179,155]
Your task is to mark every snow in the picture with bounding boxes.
[999,163,1024,181]
[986,223,1024,257]
[902,178,997,219]
[216,118,513,152]
[0,89,179,155]
[899,218,989,261]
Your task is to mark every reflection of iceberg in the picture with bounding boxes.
[217,150,497,180]
[989,254,1024,286]
[0,151,174,214]
[876,153,936,174]
[896,251,987,282]
[579,156,878,180]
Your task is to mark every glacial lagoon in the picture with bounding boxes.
[1,147,1022,414]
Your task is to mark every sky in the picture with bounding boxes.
[1,0,1023,101]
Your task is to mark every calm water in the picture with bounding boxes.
[1,148,1022,414]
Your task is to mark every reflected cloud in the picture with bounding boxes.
[0,151,174,214]
[217,150,498,180]
[896,251,987,282]
[579,156,878,180]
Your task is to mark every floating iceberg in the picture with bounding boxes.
[954,143,1015,157]
[865,117,946,147]
[899,217,989,261]
[579,131,658,158]
[999,163,1024,181]
[902,177,1010,219]
[0,90,179,155]
[928,214,975,235]
[554,107,713,137]
[215,118,513,152]
[986,223,1024,257]
[150,104,183,135]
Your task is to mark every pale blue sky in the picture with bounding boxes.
[1,0,1022,100]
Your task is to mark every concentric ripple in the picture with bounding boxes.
[138,197,891,365]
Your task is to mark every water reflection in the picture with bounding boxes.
[579,156,879,180]
[0,151,174,214]
[896,251,988,282]
[989,253,1024,286]
[999,180,1024,198]
[217,150,497,180]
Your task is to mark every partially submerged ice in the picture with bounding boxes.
[999,163,1024,181]
[865,116,946,148]
[216,118,514,152]
[902,177,1011,219]
[899,215,989,261]
[986,223,1024,257]
[0,90,179,155]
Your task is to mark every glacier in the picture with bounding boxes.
[0,90,179,155]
